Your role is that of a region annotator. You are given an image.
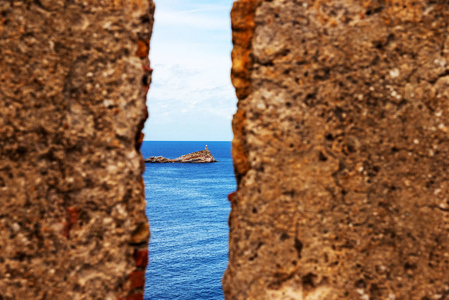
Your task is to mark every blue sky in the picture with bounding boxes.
[143,0,236,141]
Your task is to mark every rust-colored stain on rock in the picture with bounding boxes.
[230,0,263,101]
[119,293,144,300]
[63,206,79,239]
[133,249,149,268]
[129,270,145,289]
[136,39,150,58]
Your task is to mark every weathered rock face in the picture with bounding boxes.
[0,1,154,299]
[145,148,217,163]
[145,156,173,163]
[224,1,449,299]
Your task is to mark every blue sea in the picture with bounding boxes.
[142,141,235,300]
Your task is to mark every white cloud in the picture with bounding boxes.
[143,0,236,141]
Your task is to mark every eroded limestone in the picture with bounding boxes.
[0,1,154,299]
[224,1,449,299]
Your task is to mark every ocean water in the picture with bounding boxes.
[142,141,235,300]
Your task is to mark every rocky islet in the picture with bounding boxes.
[145,146,217,163]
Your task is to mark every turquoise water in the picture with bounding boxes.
[142,141,235,300]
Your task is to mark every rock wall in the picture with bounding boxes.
[224,1,449,299]
[0,1,154,299]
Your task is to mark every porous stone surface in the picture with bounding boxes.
[0,1,154,299]
[224,1,449,299]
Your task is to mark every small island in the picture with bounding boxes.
[145,145,217,163]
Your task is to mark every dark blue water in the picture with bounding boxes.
[142,141,235,300]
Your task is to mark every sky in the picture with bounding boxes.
[142,0,236,141]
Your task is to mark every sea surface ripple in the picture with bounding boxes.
[142,141,235,300]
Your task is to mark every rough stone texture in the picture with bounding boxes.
[0,1,154,299]
[224,1,449,299]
